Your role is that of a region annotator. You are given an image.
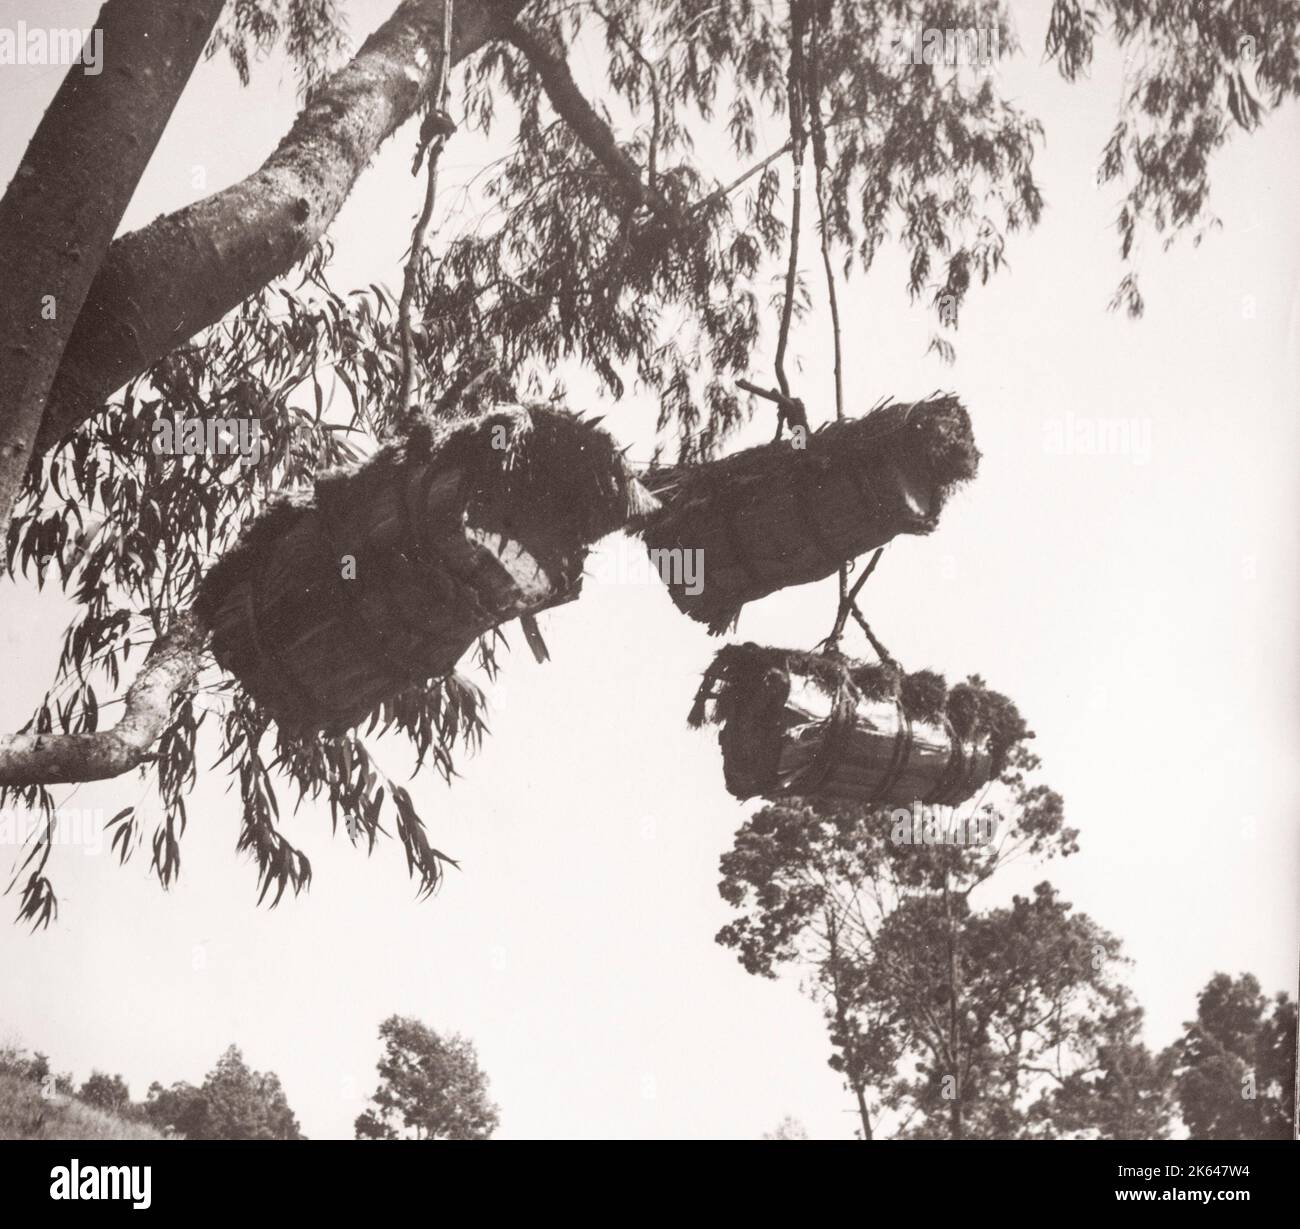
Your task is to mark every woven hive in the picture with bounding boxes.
[196,404,655,734]
[638,395,979,632]
[688,644,1027,808]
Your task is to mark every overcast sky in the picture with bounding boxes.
[1,0,1297,1139]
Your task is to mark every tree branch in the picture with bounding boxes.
[502,17,678,221]
[0,0,225,545]
[31,0,529,463]
[0,613,206,787]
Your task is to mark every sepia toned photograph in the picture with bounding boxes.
[0,0,1296,1186]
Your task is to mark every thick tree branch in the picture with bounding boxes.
[0,613,207,787]
[31,0,530,463]
[0,0,224,546]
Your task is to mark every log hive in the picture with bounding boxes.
[688,644,1028,809]
[638,395,979,632]
[196,404,655,734]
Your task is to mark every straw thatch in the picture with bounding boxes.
[638,395,979,632]
[196,404,656,734]
[688,643,1028,808]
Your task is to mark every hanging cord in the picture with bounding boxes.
[805,0,857,643]
[803,3,894,666]
[807,2,842,425]
[768,0,809,442]
[394,0,457,428]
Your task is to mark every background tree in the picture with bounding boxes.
[0,1042,72,1094]
[868,885,1173,1139]
[1027,999,1174,1140]
[716,750,1172,1139]
[77,1070,132,1114]
[1163,972,1296,1140]
[144,1043,304,1139]
[2,1,1298,921]
[354,1015,499,1140]
[762,1114,809,1139]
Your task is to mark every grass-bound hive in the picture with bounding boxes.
[688,643,1028,808]
[638,395,979,632]
[196,404,656,734]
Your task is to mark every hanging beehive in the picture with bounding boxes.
[638,395,979,632]
[196,404,656,734]
[688,643,1028,809]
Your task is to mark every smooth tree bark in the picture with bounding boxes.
[0,612,205,786]
[29,0,528,468]
[0,0,225,546]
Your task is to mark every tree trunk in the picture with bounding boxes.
[29,0,527,470]
[0,0,224,546]
[825,908,874,1140]
[853,1083,873,1140]
[944,879,964,1140]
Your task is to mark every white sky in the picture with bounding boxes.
[1,0,1297,1139]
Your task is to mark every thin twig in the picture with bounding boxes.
[690,112,862,220]
[696,139,794,211]
[736,377,803,416]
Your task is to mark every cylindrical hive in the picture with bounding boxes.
[638,395,979,632]
[196,404,655,734]
[688,644,1027,808]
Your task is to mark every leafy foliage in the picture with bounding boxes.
[762,1113,809,1139]
[4,248,489,921]
[5,1,1297,919]
[1029,999,1175,1140]
[713,749,1174,1138]
[145,1044,304,1140]
[1051,0,1300,314]
[77,1070,133,1114]
[354,1015,499,1140]
[209,0,349,92]
[1163,972,1296,1139]
[0,1041,71,1094]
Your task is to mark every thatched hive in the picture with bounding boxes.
[688,643,1028,808]
[638,395,979,632]
[196,404,655,734]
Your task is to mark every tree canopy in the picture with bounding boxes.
[144,1043,305,1140]
[1163,972,1296,1140]
[354,1015,499,1139]
[2,1,1298,922]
